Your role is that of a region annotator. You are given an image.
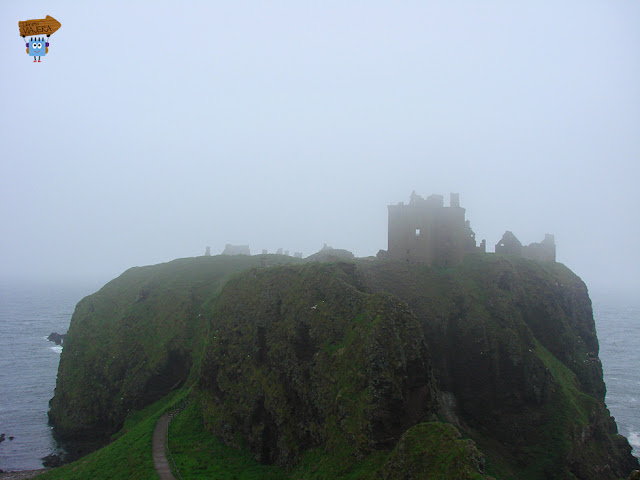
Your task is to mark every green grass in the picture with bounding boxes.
[291,448,389,479]
[168,398,286,479]
[379,422,490,480]
[169,400,488,480]
[38,391,187,480]
[533,340,593,426]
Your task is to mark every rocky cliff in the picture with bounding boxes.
[48,254,300,445]
[360,255,638,478]
[199,262,439,467]
[49,254,639,478]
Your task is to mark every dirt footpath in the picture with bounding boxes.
[152,414,176,480]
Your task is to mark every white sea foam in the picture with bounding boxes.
[629,431,640,449]
[49,345,62,354]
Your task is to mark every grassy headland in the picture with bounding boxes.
[43,254,638,479]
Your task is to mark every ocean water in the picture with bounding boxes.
[0,281,99,471]
[0,281,637,471]
[593,292,640,459]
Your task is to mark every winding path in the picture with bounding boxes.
[152,414,177,480]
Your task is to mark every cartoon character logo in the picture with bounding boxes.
[18,15,61,63]
[26,37,49,62]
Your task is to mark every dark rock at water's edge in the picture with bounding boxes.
[41,453,64,468]
[0,433,4,443]
[47,332,66,346]
[48,433,113,466]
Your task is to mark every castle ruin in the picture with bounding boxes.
[495,231,556,262]
[384,192,555,266]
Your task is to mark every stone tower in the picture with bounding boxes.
[387,192,480,266]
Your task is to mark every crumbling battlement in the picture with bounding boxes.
[384,192,555,266]
[496,231,556,262]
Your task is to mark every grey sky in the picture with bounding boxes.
[1,1,638,296]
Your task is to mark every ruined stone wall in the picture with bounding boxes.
[387,192,553,266]
[496,232,556,262]
[387,192,476,266]
[522,234,556,262]
[495,231,523,256]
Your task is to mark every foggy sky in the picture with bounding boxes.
[1,1,639,296]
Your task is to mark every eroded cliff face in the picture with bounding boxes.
[48,255,300,445]
[49,254,639,479]
[198,263,439,467]
[361,255,639,479]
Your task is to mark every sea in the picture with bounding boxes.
[592,291,640,460]
[0,281,638,471]
[0,280,100,471]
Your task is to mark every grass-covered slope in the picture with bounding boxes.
[169,394,494,480]
[168,398,288,479]
[38,390,186,480]
[48,254,301,447]
[379,422,492,480]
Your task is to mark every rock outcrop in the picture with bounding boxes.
[46,332,66,345]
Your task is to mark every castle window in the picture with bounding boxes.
[415,228,421,237]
